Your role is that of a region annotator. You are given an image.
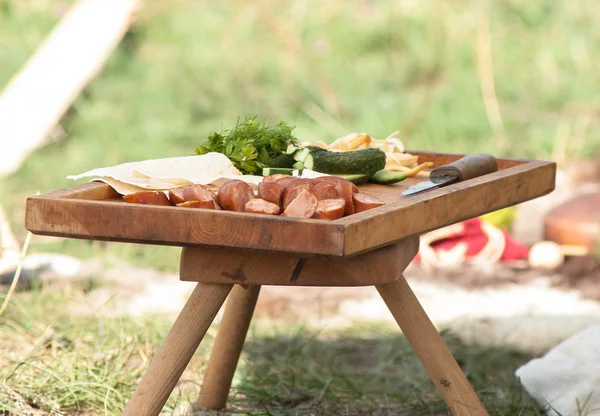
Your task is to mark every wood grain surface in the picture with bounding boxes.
[25,152,556,257]
[179,237,419,286]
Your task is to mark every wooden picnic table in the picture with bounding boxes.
[25,150,555,416]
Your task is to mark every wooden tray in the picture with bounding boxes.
[25,151,556,257]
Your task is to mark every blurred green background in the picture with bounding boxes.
[2,0,599,269]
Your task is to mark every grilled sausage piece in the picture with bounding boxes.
[311,182,338,201]
[281,179,313,210]
[169,184,220,208]
[258,181,284,208]
[282,190,318,218]
[217,180,255,212]
[206,187,222,209]
[176,200,216,209]
[168,188,186,204]
[312,198,346,220]
[262,174,293,183]
[275,176,298,187]
[335,181,355,216]
[353,193,385,213]
[124,191,173,206]
[185,184,212,200]
[311,176,359,193]
[244,199,281,215]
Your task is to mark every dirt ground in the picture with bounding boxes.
[24,253,594,356]
[408,255,600,302]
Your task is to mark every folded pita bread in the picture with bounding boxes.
[67,153,264,195]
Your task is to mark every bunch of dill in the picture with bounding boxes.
[195,115,299,175]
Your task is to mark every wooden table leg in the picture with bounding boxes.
[198,284,261,410]
[376,275,489,416]
[123,282,232,416]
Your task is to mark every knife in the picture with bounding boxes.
[402,153,498,196]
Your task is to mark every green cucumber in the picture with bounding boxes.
[292,147,311,163]
[269,154,296,169]
[262,167,295,176]
[335,173,370,185]
[304,148,386,176]
[303,145,329,153]
[289,145,327,161]
[369,169,407,185]
[292,161,305,170]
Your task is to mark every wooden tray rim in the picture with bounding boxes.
[25,151,556,257]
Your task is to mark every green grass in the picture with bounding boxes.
[2,0,600,268]
[0,288,546,415]
[0,1,74,88]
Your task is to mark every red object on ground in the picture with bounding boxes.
[413,218,529,263]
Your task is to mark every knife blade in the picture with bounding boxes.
[402,153,498,196]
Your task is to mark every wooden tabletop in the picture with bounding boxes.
[25,151,555,257]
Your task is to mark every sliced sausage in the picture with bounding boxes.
[353,193,385,213]
[262,174,292,183]
[206,187,222,209]
[168,187,186,204]
[123,191,172,206]
[281,180,313,210]
[275,176,301,187]
[188,185,221,209]
[184,184,212,200]
[311,182,338,201]
[282,177,310,184]
[217,179,255,212]
[312,198,346,220]
[311,176,359,193]
[335,181,355,216]
[258,181,284,208]
[169,184,220,208]
[244,198,281,215]
[176,200,216,209]
[282,190,318,218]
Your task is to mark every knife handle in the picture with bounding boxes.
[430,153,498,182]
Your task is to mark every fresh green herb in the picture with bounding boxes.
[195,115,299,175]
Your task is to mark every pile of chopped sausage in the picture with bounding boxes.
[122,174,385,220]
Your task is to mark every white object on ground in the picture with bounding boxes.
[529,241,565,269]
[0,205,20,275]
[22,253,85,278]
[515,325,600,416]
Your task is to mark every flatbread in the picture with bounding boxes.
[298,169,330,179]
[67,152,264,195]
[92,177,159,196]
